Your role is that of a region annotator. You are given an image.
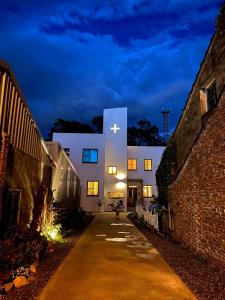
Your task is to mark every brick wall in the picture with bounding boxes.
[0,133,9,221]
[175,11,225,173]
[170,93,225,265]
[0,133,9,186]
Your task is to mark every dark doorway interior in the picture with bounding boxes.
[127,186,137,208]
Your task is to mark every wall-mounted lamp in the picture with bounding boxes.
[116,172,126,180]
[115,182,126,190]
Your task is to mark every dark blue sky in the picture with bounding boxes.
[0,0,223,137]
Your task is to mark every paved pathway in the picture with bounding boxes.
[39,214,196,300]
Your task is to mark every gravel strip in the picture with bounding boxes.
[6,216,94,300]
[129,216,225,300]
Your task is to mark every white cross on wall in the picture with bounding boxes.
[110,123,120,134]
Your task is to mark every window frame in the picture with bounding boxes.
[107,166,117,175]
[6,189,22,225]
[86,181,99,197]
[200,79,218,116]
[144,159,152,171]
[63,148,70,157]
[143,185,153,198]
[128,158,137,171]
[82,148,98,164]
[206,80,217,111]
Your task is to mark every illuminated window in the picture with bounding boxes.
[82,149,98,163]
[87,181,99,196]
[128,159,137,170]
[143,185,153,198]
[107,166,117,175]
[144,159,152,171]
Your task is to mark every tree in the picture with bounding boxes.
[48,118,94,140]
[48,117,164,146]
[92,115,103,133]
[128,119,164,146]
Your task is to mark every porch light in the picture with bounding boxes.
[116,172,126,180]
[116,182,126,190]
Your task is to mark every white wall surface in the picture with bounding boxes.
[53,133,105,212]
[103,108,128,210]
[127,146,165,197]
[45,141,80,212]
[52,110,165,213]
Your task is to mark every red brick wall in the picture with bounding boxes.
[0,133,9,185]
[170,93,225,265]
[0,133,9,221]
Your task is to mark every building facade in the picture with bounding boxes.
[0,60,80,234]
[54,107,164,212]
[45,141,80,215]
[157,6,225,265]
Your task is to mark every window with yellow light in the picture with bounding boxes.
[143,185,153,198]
[87,181,99,196]
[128,159,137,170]
[144,159,152,171]
[107,166,117,175]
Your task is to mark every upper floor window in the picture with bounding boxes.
[107,166,117,175]
[128,159,137,170]
[87,181,99,196]
[144,159,152,171]
[82,149,98,163]
[200,80,218,115]
[206,81,217,111]
[143,185,153,198]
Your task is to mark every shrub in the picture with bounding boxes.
[41,224,63,242]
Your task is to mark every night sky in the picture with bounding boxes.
[0,0,223,137]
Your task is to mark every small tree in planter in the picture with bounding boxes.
[96,198,104,212]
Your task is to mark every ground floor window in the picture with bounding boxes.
[87,181,99,196]
[143,185,152,198]
[6,189,22,225]
[107,166,117,175]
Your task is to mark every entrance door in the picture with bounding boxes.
[127,187,137,208]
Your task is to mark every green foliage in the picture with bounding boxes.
[156,135,177,207]
[0,229,48,272]
[48,118,94,140]
[41,224,63,242]
[11,266,30,279]
[92,115,103,133]
[128,118,164,146]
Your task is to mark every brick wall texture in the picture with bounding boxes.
[0,133,9,187]
[170,93,225,265]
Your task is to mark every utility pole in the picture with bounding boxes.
[162,109,170,143]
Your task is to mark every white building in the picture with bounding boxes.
[53,108,164,212]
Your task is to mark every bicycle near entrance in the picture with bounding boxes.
[106,199,124,220]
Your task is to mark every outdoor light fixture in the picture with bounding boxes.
[115,182,126,190]
[116,172,126,180]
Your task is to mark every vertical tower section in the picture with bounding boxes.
[103,107,128,211]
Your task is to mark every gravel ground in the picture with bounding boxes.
[129,216,225,300]
[6,216,94,300]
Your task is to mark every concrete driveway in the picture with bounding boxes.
[39,213,196,300]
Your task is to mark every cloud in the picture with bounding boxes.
[0,0,223,138]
